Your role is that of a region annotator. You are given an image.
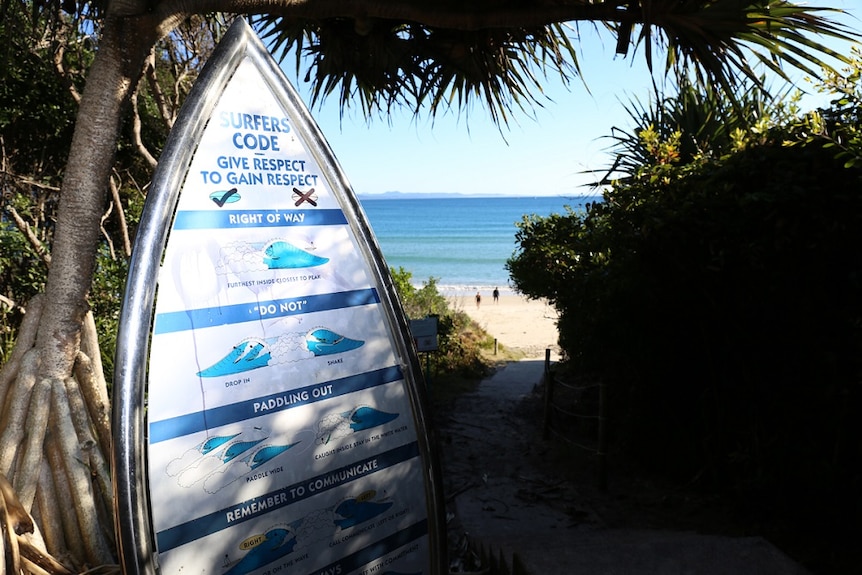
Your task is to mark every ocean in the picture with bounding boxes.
[358,195,596,295]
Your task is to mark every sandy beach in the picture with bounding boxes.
[449,293,561,359]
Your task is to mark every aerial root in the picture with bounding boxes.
[0,295,117,572]
[15,376,51,510]
[0,473,72,575]
[0,349,39,478]
[73,350,111,457]
[76,311,111,456]
[34,460,67,563]
[63,373,112,515]
[49,378,114,567]
[0,295,43,403]
[44,441,84,564]
[0,476,23,574]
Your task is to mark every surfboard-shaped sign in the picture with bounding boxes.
[113,17,444,575]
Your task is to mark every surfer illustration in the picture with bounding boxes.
[316,405,400,445]
[197,337,274,377]
[196,328,365,377]
[333,491,394,530]
[165,427,308,493]
[223,526,297,575]
[214,237,328,275]
[262,239,329,269]
[305,328,365,356]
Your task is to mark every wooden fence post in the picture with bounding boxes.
[597,379,608,491]
[542,348,553,440]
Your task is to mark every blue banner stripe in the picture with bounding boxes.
[172,209,347,229]
[306,519,428,575]
[153,288,380,334]
[149,365,404,443]
[155,442,421,552]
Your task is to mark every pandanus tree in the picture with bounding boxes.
[0,0,857,571]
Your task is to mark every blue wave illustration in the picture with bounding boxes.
[199,433,241,455]
[222,439,265,464]
[333,499,393,530]
[224,528,296,575]
[306,328,364,356]
[197,338,274,377]
[263,240,328,269]
[247,443,299,470]
[350,406,399,432]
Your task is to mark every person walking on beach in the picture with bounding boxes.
[493,287,499,303]
[475,291,482,308]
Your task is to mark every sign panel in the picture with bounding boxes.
[408,318,439,352]
[113,18,444,575]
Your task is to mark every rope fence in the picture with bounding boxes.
[541,349,608,490]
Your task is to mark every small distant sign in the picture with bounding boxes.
[409,317,439,352]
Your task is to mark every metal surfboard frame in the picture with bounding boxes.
[112,17,445,575]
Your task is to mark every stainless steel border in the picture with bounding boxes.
[112,18,252,575]
[112,17,445,575]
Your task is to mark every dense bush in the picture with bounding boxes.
[598,139,860,490]
[390,267,491,380]
[508,75,862,572]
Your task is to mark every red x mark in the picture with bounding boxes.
[293,187,318,207]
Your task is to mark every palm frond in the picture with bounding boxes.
[647,1,858,95]
[254,14,581,124]
[598,68,784,185]
[252,2,858,124]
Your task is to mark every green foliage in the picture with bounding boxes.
[1,5,76,361]
[256,16,579,124]
[0,14,80,170]
[509,72,862,572]
[0,221,46,362]
[390,267,489,380]
[600,71,800,185]
[0,6,207,382]
[89,247,130,392]
[389,266,449,319]
[792,45,862,169]
[506,205,602,357]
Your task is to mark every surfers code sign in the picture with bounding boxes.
[200,112,319,189]
[113,18,442,575]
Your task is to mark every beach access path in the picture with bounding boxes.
[448,293,562,360]
[436,295,810,574]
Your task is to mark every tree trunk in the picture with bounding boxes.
[0,15,158,573]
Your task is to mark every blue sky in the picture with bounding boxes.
[281,1,860,197]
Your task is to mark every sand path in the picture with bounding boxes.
[450,293,561,360]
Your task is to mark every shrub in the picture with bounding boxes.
[508,73,862,572]
[390,266,490,381]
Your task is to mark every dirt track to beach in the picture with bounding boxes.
[436,294,810,574]
[450,293,561,359]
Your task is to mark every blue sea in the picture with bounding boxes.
[358,195,597,295]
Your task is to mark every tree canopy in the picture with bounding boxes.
[254,1,859,121]
[10,1,861,122]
